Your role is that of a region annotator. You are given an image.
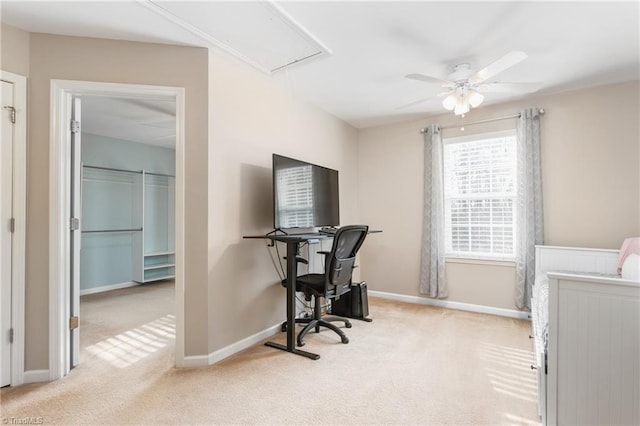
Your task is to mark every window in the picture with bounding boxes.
[443,131,517,259]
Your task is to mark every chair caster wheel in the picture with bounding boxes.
[281,323,287,332]
[345,322,352,328]
[297,341,305,347]
[341,337,349,344]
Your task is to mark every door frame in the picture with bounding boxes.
[49,80,186,379]
[0,70,27,387]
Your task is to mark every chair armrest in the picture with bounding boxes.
[317,251,330,256]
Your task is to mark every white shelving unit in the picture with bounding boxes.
[142,251,175,282]
[133,171,175,283]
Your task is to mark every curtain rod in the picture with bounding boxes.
[420,108,545,133]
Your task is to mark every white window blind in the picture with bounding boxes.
[276,165,314,227]
[443,131,517,258]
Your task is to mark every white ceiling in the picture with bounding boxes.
[81,96,176,148]
[2,1,639,130]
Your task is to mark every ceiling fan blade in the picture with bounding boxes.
[468,51,528,85]
[405,73,455,88]
[477,82,542,93]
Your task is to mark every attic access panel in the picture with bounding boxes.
[148,1,331,74]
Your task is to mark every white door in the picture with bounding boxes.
[1,80,15,386]
[70,97,82,368]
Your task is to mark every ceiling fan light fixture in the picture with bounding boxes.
[468,91,484,108]
[454,98,470,115]
[442,93,457,111]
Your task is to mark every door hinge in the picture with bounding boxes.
[70,217,80,231]
[10,218,15,234]
[3,106,16,124]
[9,328,14,344]
[70,120,80,133]
[69,316,79,330]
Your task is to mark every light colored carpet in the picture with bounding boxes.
[1,282,540,425]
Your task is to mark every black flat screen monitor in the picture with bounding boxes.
[273,154,339,229]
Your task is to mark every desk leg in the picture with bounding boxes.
[264,240,319,360]
[285,240,297,349]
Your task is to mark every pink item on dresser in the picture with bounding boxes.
[617,237,640,274]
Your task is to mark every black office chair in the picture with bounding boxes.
[283,225,369,347]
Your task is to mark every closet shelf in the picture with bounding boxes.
[83,164,143,174]
[144,263,175,271]
[83,228,142,234]
[83,164,175,178]
[145,251,175,257]
[142,274,175,282]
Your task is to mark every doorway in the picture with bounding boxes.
[0,71,27,387]
[76,94,177,370]
[49,81,186,380]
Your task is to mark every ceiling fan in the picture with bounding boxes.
[404,51,540,115]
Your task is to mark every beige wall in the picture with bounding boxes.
[358,81,640,310]
[1,23,30,76]
[2,23,360,369]
[23,33,209,368]
[206,51,359,352]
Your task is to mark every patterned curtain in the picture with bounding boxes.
[515,108,544,310]
[420,124,447,298]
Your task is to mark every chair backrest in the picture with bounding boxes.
[324,225,369,297]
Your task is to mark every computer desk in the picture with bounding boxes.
[244,232,333,360]
[244,230,381,360]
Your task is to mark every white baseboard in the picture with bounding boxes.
[207,323,282,365]
[181,354,210,368]
[23,369,50,384]
[182,323,282,368]
[80,281,139,296]
[181,292,528,369]
[368,290,530,320]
